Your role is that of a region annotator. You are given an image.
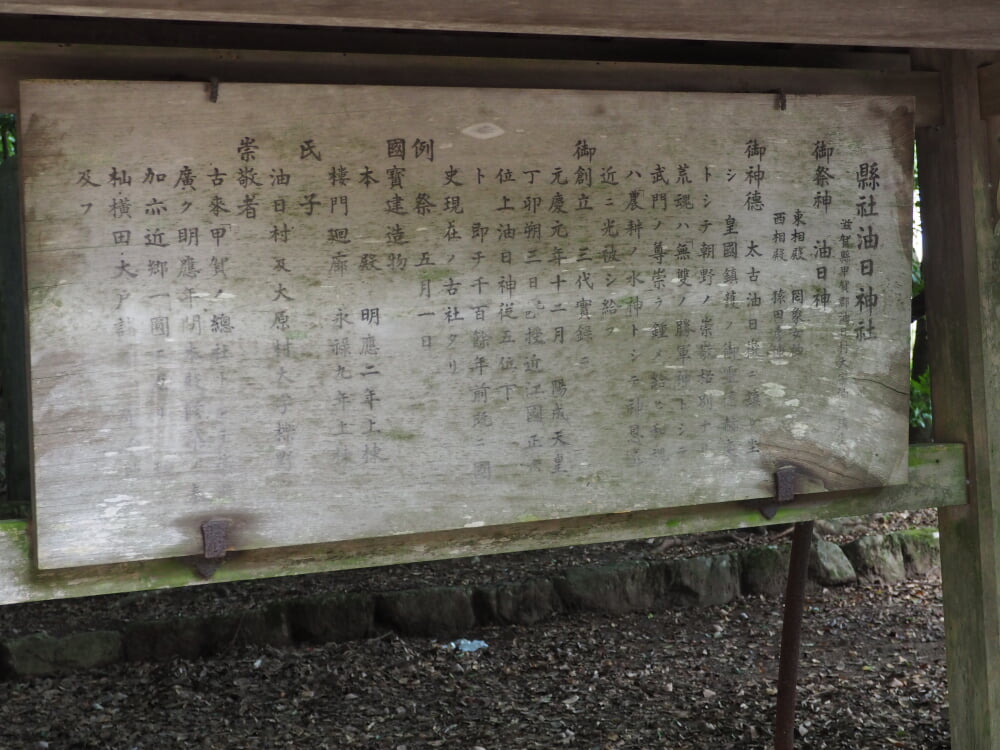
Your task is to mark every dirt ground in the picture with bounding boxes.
[0,512,948,749]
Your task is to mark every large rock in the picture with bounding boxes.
[809,538,857,586]
[58,631,122,671]
[1,630,122,677]
[554,562,660,613]
[842,534,906,583]
[814,516,866,538]
[122,603,292,661]
[892,528,940,577]
[663,554,740,607]
[739,545,790,598]
[201,603,292,653]
[474,578,562,625]
[375,586,476,637]
[123,618,207,662]
[286,592,373,644]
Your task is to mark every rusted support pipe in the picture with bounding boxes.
[774,520,814,750]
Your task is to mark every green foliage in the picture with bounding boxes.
[910,369,933,429]
[910,253,929,432]
[909,160,930,433]
[911,248,924,296]
[0,113,15,163]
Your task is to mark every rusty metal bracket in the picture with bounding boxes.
[760,464,797,520]
[196,518,231,578]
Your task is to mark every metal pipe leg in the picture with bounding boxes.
[774,520,814,750]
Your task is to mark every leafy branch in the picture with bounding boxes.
[0,113,14,164]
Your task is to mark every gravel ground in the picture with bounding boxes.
[0,575,947,749]
[0,510,947,749]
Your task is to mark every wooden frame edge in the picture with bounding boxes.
[0,443,965,605]
[1,2,1000,50]
[0,42,942,127]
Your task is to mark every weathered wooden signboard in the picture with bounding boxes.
[18,81,913,570]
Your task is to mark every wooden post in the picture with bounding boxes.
[0,154,30,518]
[914,49,1000,748]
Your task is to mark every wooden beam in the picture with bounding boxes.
[0,443,967,605]
[0,1,999,49]
[0,15,921,72]
[0,42,943,126]
[914,49,1000,749]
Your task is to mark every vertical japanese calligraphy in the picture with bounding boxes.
[19,81,913,569]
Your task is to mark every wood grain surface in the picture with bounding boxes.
[19,81,913,569]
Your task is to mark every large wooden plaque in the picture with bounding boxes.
[19,81,912,569]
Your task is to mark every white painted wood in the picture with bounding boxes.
[19,81,913,569]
